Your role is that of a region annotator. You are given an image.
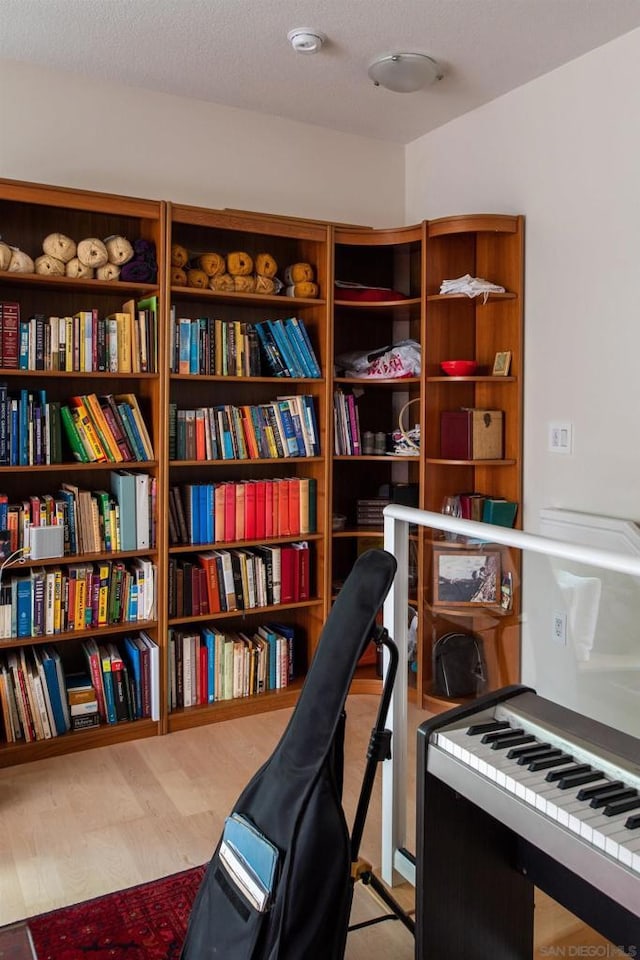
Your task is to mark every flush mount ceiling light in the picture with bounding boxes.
[368,52,442,92]
[288,28,326,54]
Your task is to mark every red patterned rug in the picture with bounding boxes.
[27,865,206,960]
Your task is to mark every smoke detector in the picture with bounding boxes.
[288,29,326,54]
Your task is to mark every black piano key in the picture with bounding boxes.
[528,753,573,772]
[481,727,523,744]
[557,771,605,790]
[603,796,640,817]
[625,814,640,829]
[467,720,510,736]
[507,741,550,760]
[577,780,624,801]
[590,788,637,809]
[546,763,591,783]
[517,747,562,767]
[491,734,536,751]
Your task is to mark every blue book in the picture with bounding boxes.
[258,625,278,690]
[98,644,117,724]
[123,636,142,719]
[110,470,137,551]
[276,401,300,456]
[15,575,32,637]
[302,395,320,456]
[203,627,216,702]
[10,399,19,466]
[267,319,302,377]
[116,402,145,460]
[282,318,313,378]
[291,317,321,377]
[18,321,29,370]
[40,646,70,734]
[189,321,200,374]
[205,483,215,544]
[222,812,279,901]
[254,322,287,377]
[198,483,208,545]
[178,318,191,373]
[268,622,296,683]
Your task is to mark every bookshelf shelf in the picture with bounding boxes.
[426,291,516,302]
[0,178,524,762]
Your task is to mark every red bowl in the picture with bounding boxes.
[440,359,478,376]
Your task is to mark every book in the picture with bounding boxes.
[110,470,137,551]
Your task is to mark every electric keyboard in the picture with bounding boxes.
[416,685,640,960]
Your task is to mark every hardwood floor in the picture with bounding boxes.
[0,696,613,958]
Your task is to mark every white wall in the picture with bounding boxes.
[406,26,640,531]
[406,28,640,714]
[0,59,405,228]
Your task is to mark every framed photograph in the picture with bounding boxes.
[433,549,501,606]
[492,350,512,376]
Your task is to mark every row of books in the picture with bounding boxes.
[0,472,155,556]
[333,389,362,456]
[168,477,317,547]
[169,394,319,462]
[454,492,519,527]
[0,386,154,466]
[170,313,261,377]
[60,392,154,463]
[253,319,321,378]
[0,298,158,373]
[168,542,309,619]
[0,633,159,743]
[168,622,298,708]
[0,558,156,639]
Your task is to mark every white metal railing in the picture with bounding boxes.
[380,504,640,887]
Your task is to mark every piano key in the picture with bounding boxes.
[467,720,510,736]
[491,734,536,751]
[507,741,550,760]
[528,753,574,772]
[546,764,591,782]
[516,747,560,765]
[557,771,606,790]
[625,813,640,829]
[590,787,637,809]
[481,727,523,744]
[603,796,640,818]
[577,780,624,801]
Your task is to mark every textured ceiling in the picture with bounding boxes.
[2,0,640,143]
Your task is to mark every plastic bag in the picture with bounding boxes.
[335,339,421,379]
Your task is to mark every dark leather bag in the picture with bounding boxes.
[432,631,486,699]
[180,548,397,960]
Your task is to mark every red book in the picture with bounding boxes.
[254,480,267,539]
[287,478,300,536]
[198,552,222,614]
[214,484,225,542]
[277,480,290,537]
[264,480,276,537]
[235,483,245,541]
[280,546,297,604]
[195,410,206,461]
[223,483,236,541]
[1,301,20,369]
[294,542,310,600]
[244,481,257,539]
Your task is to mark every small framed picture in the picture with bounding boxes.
[492,351,512,376]
[433,549,501,606]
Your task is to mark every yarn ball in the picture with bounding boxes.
[283,262,315,285]
[227,251,253,276]
[35,254,65,276]
[234,275,256,293]
[8,249,35,273]
[187,268,208,289]
[77,238,109,268]
[198,252,226,277]
[42,232,76,263]
[255,253,277,278]
[104,235,134,265]
[285,281,319,299]
[0,242,11,271]
[96,263,121,281]
[66,257,94,279]
[171,266,188,286]
[171,243,188,268]
[209,273,235,292]
[255,274,276,295]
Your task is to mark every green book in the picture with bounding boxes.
[59,404,89,462]
[482,498,518,527]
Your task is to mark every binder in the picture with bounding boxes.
[110,470,137,552]
[135,473,150,549]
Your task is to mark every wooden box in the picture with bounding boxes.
[440,409,504,460]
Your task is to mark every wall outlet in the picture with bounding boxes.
[548,421,573,454]
[552,611,568,646]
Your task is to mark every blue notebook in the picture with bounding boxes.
[220,813,279,911]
